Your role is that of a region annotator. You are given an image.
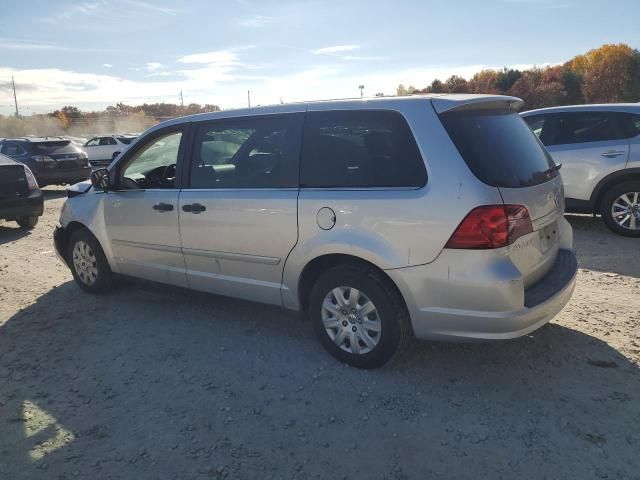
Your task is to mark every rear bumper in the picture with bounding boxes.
[34,166,91,185]
[388,248,578,341]
[0,189,44,220]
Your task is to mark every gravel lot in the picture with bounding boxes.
[1,188,639,480]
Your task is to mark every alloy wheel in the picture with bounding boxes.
[321,286,382,355]
[72,240,99,286]
[611,191,640,231]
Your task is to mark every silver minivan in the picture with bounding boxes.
[54,95,577,368]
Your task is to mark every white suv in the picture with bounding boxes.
[54,95,577,368]
[522,105,640,236]
[83,135,137,167]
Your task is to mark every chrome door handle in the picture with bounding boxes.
[152,202,174,212]
[601,151,626,158]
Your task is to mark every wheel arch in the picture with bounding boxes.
[591,168,640,213]
[296,253,406,313]
[57,221,98,265]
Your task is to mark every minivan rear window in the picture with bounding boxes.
[439,109,557,188]
[33,140,78,155]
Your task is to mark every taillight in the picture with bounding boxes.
[23,166,39,190]
[445,205,533,249]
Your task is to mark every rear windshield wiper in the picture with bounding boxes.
[543,162,562,177]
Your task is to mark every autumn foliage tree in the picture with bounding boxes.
[397,43,640,109]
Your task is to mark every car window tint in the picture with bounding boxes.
[554,112,621,145]
[99,137,117,146]
[86,138,100,146]
[190,114,301,189]
[523,114,556,146]
[300,110,427,188]
[1,143,25,156]
[618,113,640,138]
[440,109,557,188]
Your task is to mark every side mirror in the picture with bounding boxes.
[91,168,111,192]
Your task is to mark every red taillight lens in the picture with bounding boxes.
[445,205,533,249]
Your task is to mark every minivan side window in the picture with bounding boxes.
[189,114,302,189]
[120,131,183,189]
[300,110,427,188]
[553,112,622,145]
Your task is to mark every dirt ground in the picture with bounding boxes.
[1,188,639,480]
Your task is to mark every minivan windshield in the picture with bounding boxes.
[439,109,557,188]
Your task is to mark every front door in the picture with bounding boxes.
[178,113,303,305]
[103,127,188,287]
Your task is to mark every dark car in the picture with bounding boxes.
[0,153,44,229]
[0,137,91,187]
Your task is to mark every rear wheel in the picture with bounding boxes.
[16,215,39,229]
[68,228,114,293]
[309,264,411,369]
[601,181,640,237]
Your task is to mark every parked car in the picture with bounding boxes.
[522,104,640,236]
[53,95,577,368]
[0,137,91,187]
[0,153,43,229]
[83,135,137,167]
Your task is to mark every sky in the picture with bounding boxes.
[0,0,639,115]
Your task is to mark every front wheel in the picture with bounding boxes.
[309,264,411,369]
[16,215,39,229]
[67,228,114,293]
[601,181,640,237]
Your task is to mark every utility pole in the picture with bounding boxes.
[12,76,19,117]
[179,89,184,108]
[358,84,365,98]
[247,90,251,108]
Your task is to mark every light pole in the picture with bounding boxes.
[358,85,364,98]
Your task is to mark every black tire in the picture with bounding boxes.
[16,215,39,229]
[308,264,412,369]
[67,228,114,293]
[601,181,640,237]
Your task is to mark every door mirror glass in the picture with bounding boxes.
[91,168,111,191]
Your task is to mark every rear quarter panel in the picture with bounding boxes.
[282,99,503,309]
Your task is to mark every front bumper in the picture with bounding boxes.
[0,189,44,220]
[53,224,69,266]
[388,248,578,341]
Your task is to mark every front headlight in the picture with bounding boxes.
[23,165,39,190]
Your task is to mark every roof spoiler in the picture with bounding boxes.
[431,95,524,114]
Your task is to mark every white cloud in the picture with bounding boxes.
[102,63,113,68]
[177,50,241,66]
[145,62,165,71]
[312,45,360,55]
[124,0,179,15]
[237,15,272,27]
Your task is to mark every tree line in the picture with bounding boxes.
[397,44,640,109]
[1,102,221,138]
